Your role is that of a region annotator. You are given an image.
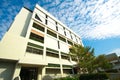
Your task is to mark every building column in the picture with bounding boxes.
[60,64,63,77]
[38,67,42,80]
[12,64,21,80]
[43,25,47,60]
[41,66,46,80]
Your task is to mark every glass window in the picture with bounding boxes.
[58,41,60,49]
[29,33,44,43]
[46,47,59,53]
[33,23,45,32]
[47,29,57,38]
[46,51,59,58]
[26,46,43,55]
[67,40,73,45]
[59,36,66,42]
[28,42,44,49]
[35,14,42,22]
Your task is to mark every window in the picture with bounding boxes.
[61,55,69,60]
[47,29,57,38]
[58,41,60,49]
[67,40,73,45]
[35,14,42,22]
[63,65,72,68]
[59,36,66,42]
[48,63,60,67]
[45,15,48,25]
[28,42,44,49]
[26,46,43,55]
[26,42,43,55]
[29,33,44,43]
[33,23,44,32]
[46,48,59,53]
[46,48,59,58]
[64,28,66,36]
[46,51,59,58]
[56,22,58,31]
[61,52,69,60]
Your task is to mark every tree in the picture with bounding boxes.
[93,55,112,72]
[69,45,95,74]
[69,45,112,74]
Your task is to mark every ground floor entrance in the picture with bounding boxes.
[20,67,38,80]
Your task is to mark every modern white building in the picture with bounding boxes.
[0,4,83,80]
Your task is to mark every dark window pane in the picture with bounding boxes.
[47,30,57,38]
[29,33,44,43]
[33,23,44,32]
[35,14,42,22]
[26,46,43,55]
[46,51,59,58]
[59,36,66,42]
[67,40,73,45]
[28,42,44,49]
[46,48,59,53]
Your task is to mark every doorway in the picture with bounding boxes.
[20,67,38,80]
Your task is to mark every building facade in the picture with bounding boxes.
[105,53,120,80]
[0,4,83,80]
[105,53,120,72]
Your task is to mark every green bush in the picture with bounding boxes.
[79,73,109,80]
[54,76,79,80]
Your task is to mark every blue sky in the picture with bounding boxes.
[0,0,120,56]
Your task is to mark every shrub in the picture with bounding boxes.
[54,76,79,80]
[79,73,109,80]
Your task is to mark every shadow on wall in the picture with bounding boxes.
[42,75,53,80]
[0,61,15,80]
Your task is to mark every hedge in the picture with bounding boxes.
[79,73,109,80]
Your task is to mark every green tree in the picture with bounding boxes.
[93,55,112,72]
[69,45,95,73]
[69,45,112,74]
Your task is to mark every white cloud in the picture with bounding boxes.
[40,0,120,40]
[79,18,120,39]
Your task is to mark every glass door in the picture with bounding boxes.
[20,67,38,80]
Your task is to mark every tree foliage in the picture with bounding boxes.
[69,45,112,74]
[93,55,112,71]
[69,45,95,73]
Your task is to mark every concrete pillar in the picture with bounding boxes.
[41,66,46,80]
[43,25,47,60]
[60,64,63,77]
[38,67,42,80]
[12,64,21,80]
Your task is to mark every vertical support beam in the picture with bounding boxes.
[59,51,63,77]
[38,67,42,80]
[43,25,47,60]
[12,64,21,80]
[41,66,46,80]
[60,64,63,77]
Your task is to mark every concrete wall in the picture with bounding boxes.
[0,61,16,80]
[0,33,27,60]
[8,7,32,37]
[0,7,32,60]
